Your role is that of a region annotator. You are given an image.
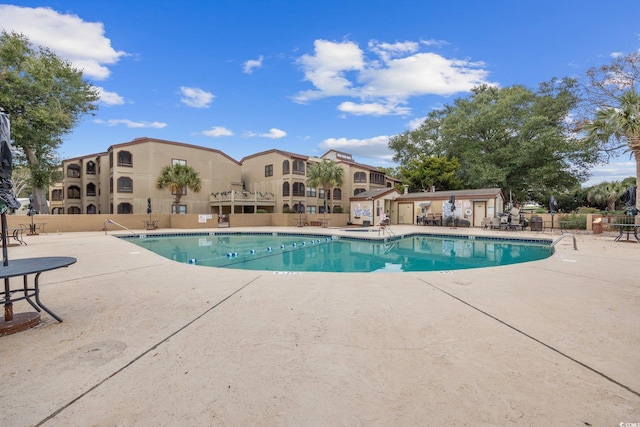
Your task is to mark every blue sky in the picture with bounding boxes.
[1,1,639,186]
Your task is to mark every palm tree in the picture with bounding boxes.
[585,90,640,213]
[306,159,344,222]
[156,163,202,212]
[587,181,626,212]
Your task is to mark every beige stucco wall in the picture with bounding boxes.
[5,213,351,233]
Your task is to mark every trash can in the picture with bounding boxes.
[592,217,603,234]
[529,216,543,231]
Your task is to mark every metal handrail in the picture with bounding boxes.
[550,233,577,250]
[103,218,138,236]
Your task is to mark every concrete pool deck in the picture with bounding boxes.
[0,226,638,426]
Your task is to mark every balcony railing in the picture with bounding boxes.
[210,190,275,203]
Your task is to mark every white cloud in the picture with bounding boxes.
[260,128,287,139]
[294,38,494,115]
[0,5,126,80]
[338,101,410,116]
[320,135,393,161]
[94,119,167,128]
[96,87,125,106]
[584,159,636,186]
[294,39,365,102]
[179,86,215,108]
[243,55,264,74]
[202,126,234,137]
[408,116,426,130]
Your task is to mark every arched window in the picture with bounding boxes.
[117,177,133,193]
[117,150,133,167]
[86,182,96,196]
[117,203,133,214]
[67,186,81,199]
[67,164,81,178]
[293,203,305,213]
[51,189,64,201]
[292,182,305,197]
[86,161,96,175]
[354,172,366,183]
[293,160,305,175]
[86,204,96,214]
[282,204,290,212]
[282,160,290,174]
[282,182,290,196]
[354,188,366,196]
[51,207,64,214]
[333,188,342,200]
[68,206,81,214]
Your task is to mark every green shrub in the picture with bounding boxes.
[577,206,599,214]
[560,213,587,230]
[256,209,268,214]
[333,206,344,213]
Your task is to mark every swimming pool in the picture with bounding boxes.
[122,232,553,273]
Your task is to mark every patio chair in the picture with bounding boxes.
[481,217,491,230]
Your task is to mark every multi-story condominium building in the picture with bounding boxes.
[49,137,398,216]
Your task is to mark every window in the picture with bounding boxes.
[370,172,385,185]
[51,207,63,214]
[282,204,290,212]
[117,177,133,193]
[68,206,81,214]
[354,172,366,183]
[293,203,305,213]
[117,150,133,167]
[292,159,305,175]
[306,187,316,197]
[117,203,133,214]
[171,204,187,214]
[67,186,81,199]
[86,183,96,196]
[172,158,186,166]
[306,205,316,214]
[86,161,96,175]
[67,164,81,178]
[319,189,325,199]
[333,188,341,200]
[292,182,305,197]
[51,189,64,201]
[282,160,290,174]
[282,182,290,196]
[86,204,96,214]
[265,164,273,177]
[354,188,366,196]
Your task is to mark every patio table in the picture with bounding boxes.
[1,256,76,324]
[610,223,640,243]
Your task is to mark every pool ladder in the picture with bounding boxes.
[550,233,577,251]
[103,218,138,236]
[379,225,395,238]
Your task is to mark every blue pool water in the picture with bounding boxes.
[122,232,553,273]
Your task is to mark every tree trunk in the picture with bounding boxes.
[32,187,49,214]
[24,147,50,214]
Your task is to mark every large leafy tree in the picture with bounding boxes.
[399,155,463,192]
[389,79,599,203]
[306,159,344,217]
[0,31,100,213]
[156,163,202,211]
